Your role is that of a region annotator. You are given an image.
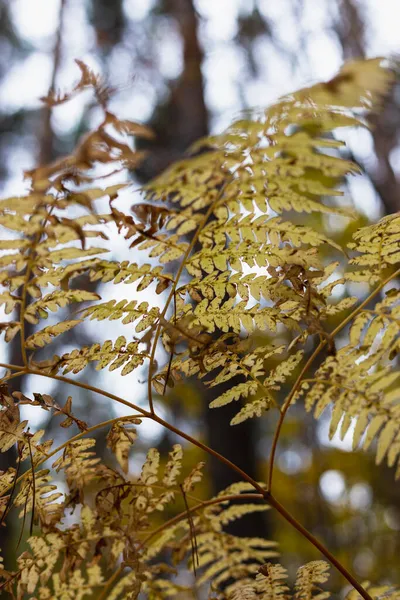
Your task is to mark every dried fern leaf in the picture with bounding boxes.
[106,418,139,473]
[25,319,82,349]
[256,562,290,600]
[295,561,330,600]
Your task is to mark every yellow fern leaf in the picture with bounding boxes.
[295,561,330,600]
[25,319,82,349]
[256,562,289,600]
[25,290,100,324]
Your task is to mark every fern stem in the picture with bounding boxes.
[19,206,56,366]
[0,362,26,371]
[266,493,373,600]
[1,367,372,598]
[139,492,264,548]
[19,266,31,367]
[97,566,124,600]
[147,178,230,414]
[267,341,324,492]
[266,266,400,493]
[330,266,400,338]
[4,414,146,497]
[28,369,149,416]
[0,370,27,385]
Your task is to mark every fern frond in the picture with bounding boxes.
[106,418,140,473]
[0,408,26,453]
[208,348,301,425]
[231,398,274,426]
[52,438,100,491]
[209,381,259,409]
[299,283,400,477]
[301,343,400,477]
[24,289,100,324]
[162,443,183,487]
[25,319,82,349]
[0,467,16,497]
[14,469,63,527]
[0,291,20,314]
[88,259,173,293]
[229,583,258,600]
[207,503,270,531]
[16,533,63,595]
[57,336,149,375]
[346,583,400,600]
[346,213,400,284]
[256,562,290,600]
[0,322,20,342]
[349,289,400,351]
[295,561,330,600]
[194,529,278,588]
[135,448,161,511]
[81,298,159,331]
[182,461,205,493]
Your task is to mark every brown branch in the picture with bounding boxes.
[4,268,400,597]
[139,492,264,548]
[267,264,400,492]
[267,341,324,492]
[147,178,230,413]
[0,366,373,599]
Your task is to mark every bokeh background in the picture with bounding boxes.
[0,0,400,593]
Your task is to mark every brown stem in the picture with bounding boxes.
[330,266,400,338]
[28,369,148,417]
[266,265,400,492]
[0,362,26,371]
[266,493,373,600]
[97,566,124,600]
[267,342,324,492]
[0,366,372,598]
[147,178,230,413]
[139,492,264,548]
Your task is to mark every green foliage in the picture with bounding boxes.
[0,57,399,599]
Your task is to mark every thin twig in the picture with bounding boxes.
[26,433,36,535]
[97,566,124,600]
[267,341,324,492]
[147,179,230,413]
[0,362,26,372]
[139,493,263,548]
[0,370,27,385]
[180,483,199,576]
[266,265,400,492]
[0,366,373,599]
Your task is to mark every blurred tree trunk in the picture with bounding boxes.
[136,0,208,179]
[333,0,400,215]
